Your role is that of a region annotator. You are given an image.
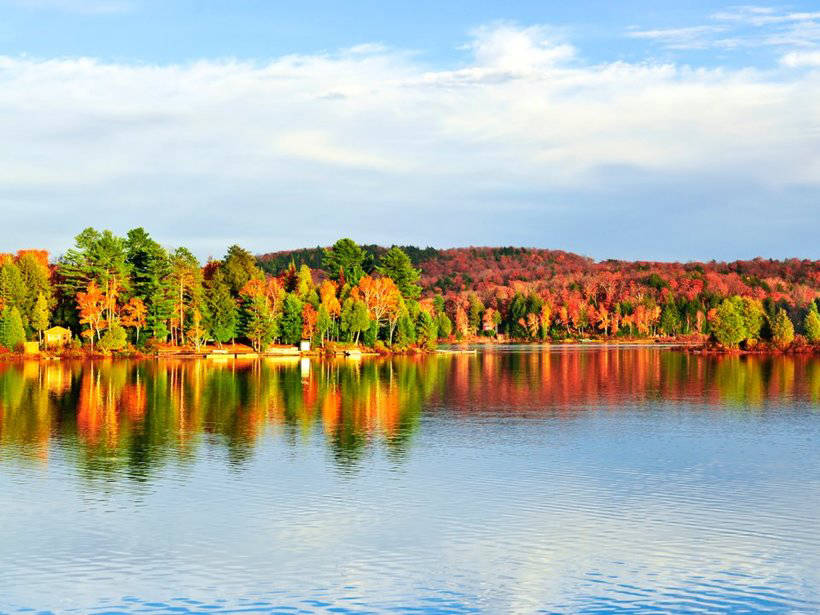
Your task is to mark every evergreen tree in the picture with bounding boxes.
[508,292,529,338]
[416,310,438,350]
[432,295,445,314]
[436,313,452,338]
[660,301,681,336]
[222,245,263,296]
[376,246,421,299]
[0,306,26,350]
[280,294,304,344]
[395,313,416,347]
[204,269,238,346]
[324,239,366,285]
[125,228,174,341]
[0,262,27,314]
[58,228,131,324]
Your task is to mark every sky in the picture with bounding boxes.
[0,1,818,262]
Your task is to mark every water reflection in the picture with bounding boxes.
[1,348,819,614]
[1,349,817,476]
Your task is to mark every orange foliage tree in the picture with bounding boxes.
[302,303,318,340]
[351,275,401,329]
[120,297,147,340]
[76,281,105,343]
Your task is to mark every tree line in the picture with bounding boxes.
[0,228,818,353]
[0,229,442,353]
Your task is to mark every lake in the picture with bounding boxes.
[0,347,818,614]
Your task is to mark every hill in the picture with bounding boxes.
[257,245,818,295]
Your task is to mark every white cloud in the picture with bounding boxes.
[780,50,820,66]
[711,6,820,26]
[0,25,818,258]
[627,26,728,50]
[466,24,576,72]
[630,6,820,51]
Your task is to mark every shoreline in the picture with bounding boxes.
[3,338,816,362]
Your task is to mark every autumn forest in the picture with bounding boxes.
[0,227,818,356]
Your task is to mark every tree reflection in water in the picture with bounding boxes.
[0,349,817,478]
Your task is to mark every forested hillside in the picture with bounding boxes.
[259,245,817,297]
[0,231,818,356]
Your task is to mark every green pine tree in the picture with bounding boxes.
[0,306,26,351]
[204,269,238,346]
[279,293,304,344]
[376,246,421,299]
[324,239,366,285]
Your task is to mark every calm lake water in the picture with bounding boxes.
[0,347,818,614]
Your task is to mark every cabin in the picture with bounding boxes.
[299,340,311,352]
[44,326,72,348]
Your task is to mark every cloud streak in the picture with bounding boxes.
[629,5,820,51]
[0,25,818,260]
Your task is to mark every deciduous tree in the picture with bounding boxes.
[120,297,147,342]
[76,281,105,343]
[770,309,794,349]
[711,299,746,349]
[804,306,820,343]
[31,292,50,344]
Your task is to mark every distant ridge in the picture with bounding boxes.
[257,246,818,294]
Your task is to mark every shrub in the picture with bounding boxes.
[143,337,162,352]
[99,323,128,352]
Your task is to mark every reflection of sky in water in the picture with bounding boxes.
[0,349,818,613]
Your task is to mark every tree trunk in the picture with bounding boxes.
[179,282,185,346]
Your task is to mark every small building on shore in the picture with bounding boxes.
[44,326,72,348]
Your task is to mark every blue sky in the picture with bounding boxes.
[2,0,817,67]
[0,1,818,261]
